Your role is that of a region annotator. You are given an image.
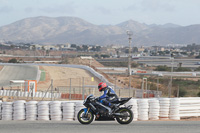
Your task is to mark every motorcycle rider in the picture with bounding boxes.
[96,82,118,114]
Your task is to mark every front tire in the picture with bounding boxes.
[116,108,133,124]
[77,109,94,124]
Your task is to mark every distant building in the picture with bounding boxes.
[138,46,145,52]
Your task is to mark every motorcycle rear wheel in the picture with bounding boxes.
[116,108,133,124]
[77,109,94,124]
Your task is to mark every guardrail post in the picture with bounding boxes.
[69,78,71,100]
[51,79,53,101]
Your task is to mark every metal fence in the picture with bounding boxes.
[0,76,162,100]
[57,85,161,100]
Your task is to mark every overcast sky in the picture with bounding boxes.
[0,0,200,27]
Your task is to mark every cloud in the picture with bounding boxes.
[140,0,175,12]
[95,6,112,15]
[0,6,13,13]
[126,5,138,11]
[24,7,34,13]
[125,0,175,12]
[38,2,76,14]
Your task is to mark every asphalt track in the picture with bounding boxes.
[0,65,38,87]
[0,120,199,133]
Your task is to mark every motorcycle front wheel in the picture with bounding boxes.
[77,109,94,124]
[115,108,133,124]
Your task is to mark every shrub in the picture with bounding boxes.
[179,88,187,97]
[197,92,200,97]
[8,58,18,63]
[195,67,200,71]
[175,67,191,72]
[100,54,110,58]
[154,65,170,71]
[131,62,139,68]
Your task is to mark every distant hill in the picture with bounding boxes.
[0,16,200,46]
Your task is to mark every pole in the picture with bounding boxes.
[141,78,144,98]
[127,31,132,97]
[51,79,53,101]
[145,78,147,98]
[129,76,131,97]
[42,83,51,101]
[127,31,132,76]
[79,78,81,94]
[169,57,174,98]
[31,84,33,100]
[157,77,159,97]
[69,78,71,100]
[114,77,117,90]
[177,85,179,97]
[82,77,85,100]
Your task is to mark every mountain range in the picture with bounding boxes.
[0,16,200,46]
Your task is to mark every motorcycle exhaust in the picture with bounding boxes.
[113,113,124,117]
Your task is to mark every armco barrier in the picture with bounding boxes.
[0,98,200,121]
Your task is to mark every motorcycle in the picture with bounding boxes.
[77,94,133,124]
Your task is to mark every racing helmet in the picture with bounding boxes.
[98,82,107,92]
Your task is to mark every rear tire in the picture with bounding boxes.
[116,108,133,124]
[77,109,94,124]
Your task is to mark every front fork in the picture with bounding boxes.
[83,107,90,118]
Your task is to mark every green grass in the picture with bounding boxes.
[40,69,46,81]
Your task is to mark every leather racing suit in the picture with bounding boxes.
[98,86,118,107]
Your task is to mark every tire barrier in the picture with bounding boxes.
[138,99,149,121]
[62,102,75,121]
[38,101,50,121]
[169,98,180,120]
[149,99,160,120]
[159,98,170,120]
[0,98,200,121]
[26,101,38,121]
[125,99,138,121]
[2,102,13,120]
[179,97,200,117]
[13,100,26,120]
[0,101,2,120]
[50,101,62,121]
[0,90,61,99]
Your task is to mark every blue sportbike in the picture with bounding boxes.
[77,94,133,124]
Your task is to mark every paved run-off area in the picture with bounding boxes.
[0,65,38,87]
[0,121,199,133]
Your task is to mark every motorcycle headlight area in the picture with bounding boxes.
[83,99,87,104]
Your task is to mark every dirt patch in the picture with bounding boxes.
[181,117,200,121]
[67,57,104,67]
[37,66,100,91]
